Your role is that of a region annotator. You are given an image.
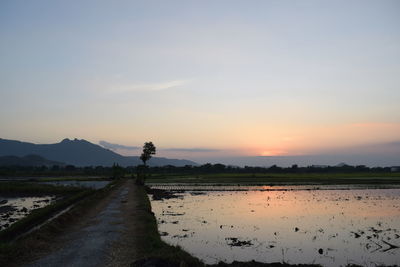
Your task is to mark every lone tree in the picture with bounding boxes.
[140,141,156,166]
[136,141,156,185]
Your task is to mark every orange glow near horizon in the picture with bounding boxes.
[7,121,400,159]
[259,150,288,156]
[229,122,400,157]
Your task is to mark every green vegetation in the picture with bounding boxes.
[136,141,157,185]
[135,184,322,266]
[112,164,125,179]
[37,176,111,182]
[2,162,399,182]
[0,182,100,242]
[0,165,114,177]
[0,179,324,266]
[140,141,156,166]
[0,179,203,266]
[146,172,400,185]
[134,184,203,266]
[0,180,120,266]
[0,181,87,195]
[0,189,93,242]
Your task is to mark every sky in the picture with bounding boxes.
[1,0,399,164]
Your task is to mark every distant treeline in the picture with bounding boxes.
[0,163,398,177]
[148,163,398,175]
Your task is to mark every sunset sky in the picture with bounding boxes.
[1,1,399,163]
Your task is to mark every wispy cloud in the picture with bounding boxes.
[163,148,221,153]
[108,80,187,93]
[99,141,140,151]
[99,140,219,153]
[350,122,399,128]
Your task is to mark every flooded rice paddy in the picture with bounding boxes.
[149,185,400,266]
[0,195,57,231]
[0,180,110,232]
[41,180,111,189]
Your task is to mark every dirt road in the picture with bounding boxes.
[25,180,141,267]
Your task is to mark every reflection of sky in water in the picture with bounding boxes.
[150,188,400,266]
[0,196,56,230]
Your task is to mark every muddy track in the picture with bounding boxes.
[24,180,140,267]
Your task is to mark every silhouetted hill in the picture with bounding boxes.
[0,138,197,167]
[0,154,65,167]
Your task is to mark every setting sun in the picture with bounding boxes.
[259,150,287,156]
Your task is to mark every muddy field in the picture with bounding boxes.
[0,180,107,233]
[0,195,57,231]
[40,180,111,189]
[149,185,400,266]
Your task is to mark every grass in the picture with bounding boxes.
[134,184,204,266]
[0,178,204,266]
[0,189,93,242]
[0,181,87,195]
[146,172,400,185]
[37,176,111,182]
[0,179,120,266]
[0,178,334,266]
[0,178,201,267]
[0,181,100,242]
[136,183,321,267]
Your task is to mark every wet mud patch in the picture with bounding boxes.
[41,180,111,190]
[0,195,56,231]
[225,238,253,247]
[162,211,185,216]
[150,186,400,266]
[146,187,183,201]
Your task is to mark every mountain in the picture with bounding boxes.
[0,138,197,167]
[0,154,65,167]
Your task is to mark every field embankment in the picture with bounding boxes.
[1,177,325,267]
[0,179,119,266]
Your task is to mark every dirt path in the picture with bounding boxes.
[106,180,143,266]
[25,180,141,267]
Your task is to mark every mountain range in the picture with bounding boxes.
[0,154,65,167]
[0,138,197,167]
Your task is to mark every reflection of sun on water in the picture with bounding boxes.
[152,187,400,266]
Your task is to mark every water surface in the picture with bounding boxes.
[150,185,400,266]
[0,195,56,230]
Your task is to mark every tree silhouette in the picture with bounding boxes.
[140,142,156,166]
[136,141,156,185]
[112,163,124,179]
